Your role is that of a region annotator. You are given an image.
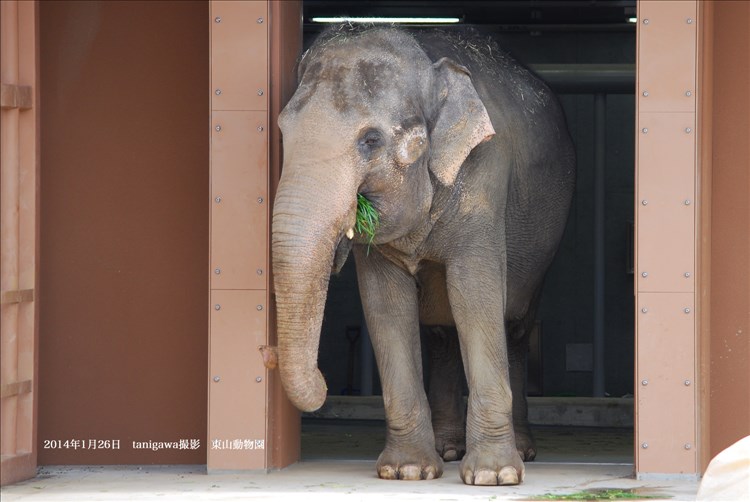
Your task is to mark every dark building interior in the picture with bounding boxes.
[305,1,637,401]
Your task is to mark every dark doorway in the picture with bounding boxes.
[297,0,636,464]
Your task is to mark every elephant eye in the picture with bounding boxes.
[358,128,384,155]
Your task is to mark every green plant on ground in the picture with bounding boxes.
[355,193,379,253]
[531,488,667,500]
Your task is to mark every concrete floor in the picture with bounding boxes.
[2,422,699,501]
[0,462,699,501]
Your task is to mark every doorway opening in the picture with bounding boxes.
[295,0,637,465]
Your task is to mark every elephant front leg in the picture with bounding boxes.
[354,248,443,480]
[446,257,525,486]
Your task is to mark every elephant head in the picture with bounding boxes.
[272,27,495,412]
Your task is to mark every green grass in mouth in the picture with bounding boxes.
[355,193,379,253]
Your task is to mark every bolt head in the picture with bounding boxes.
[685,127,692,134]
[215,89,221,96]
[684,443,692,450]
[684,380,691,386]
[257,89,264,96]
[687,18,693,24]
[686,90,693,97]
[257,197,264,204]
[642,200,648,206]
[257,269,263,275]
[213,376,221,382]
[214,304,221,311]
[257,17,264,24]
[684,272,691,278]
[642,127,648,134]
[643,18,650,25]
[257,126,264,133]
[684,199,692,205]
[215,125,221,132]
[255,376,263,383]
[684,308,691,314]
[256,305,263,311]
[642,91,649,97]
[214,16,221,23]
[642,442,649,449]
[642,379,648,386]
[214,268,221,275]
[642,272,648,278]
[215,196,222,203]
[641,308,648,314]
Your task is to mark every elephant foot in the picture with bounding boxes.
[376,443,444,480]
[514,425,537,461]
[459,444,525,486]
[434,424,466,461]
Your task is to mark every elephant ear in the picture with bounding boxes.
[429,58,496,186]
[296,48,312,82]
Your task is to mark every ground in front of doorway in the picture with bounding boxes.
[1,423,699,501]
[1,462,698,501]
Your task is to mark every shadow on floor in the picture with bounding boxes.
[302,418,633,464]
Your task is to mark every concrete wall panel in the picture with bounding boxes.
[636,292,696,473]
[638,1,697,113]
[637,112,695,292]
[211,0,268,111]
[210,111,268,290]
[208,290,267,470]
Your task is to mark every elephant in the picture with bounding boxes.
[272,25,575,485]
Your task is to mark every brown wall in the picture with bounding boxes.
[709,0,750,458]
[39,0,208,464]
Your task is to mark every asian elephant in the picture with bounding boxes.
[272,26,575,485]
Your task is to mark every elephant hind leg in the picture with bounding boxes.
[509,332,537,461]
[507,289,542,461]
[425,325,466,462]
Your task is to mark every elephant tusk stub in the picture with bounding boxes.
[346,228,355,240]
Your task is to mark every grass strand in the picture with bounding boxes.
[355,194,379,254]
[531,489,666,500]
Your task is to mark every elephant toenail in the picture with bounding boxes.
[378,465,397,480]
[474,469,499,485]
[461,470,475,485]
[499,466,519,485]
[400,465,421,480]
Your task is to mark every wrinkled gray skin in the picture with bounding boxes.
[273,26,575,485]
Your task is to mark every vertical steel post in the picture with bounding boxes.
[209,0,270,471]
[593,92,607,397]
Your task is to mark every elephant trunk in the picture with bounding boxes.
[272,171,355,412]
